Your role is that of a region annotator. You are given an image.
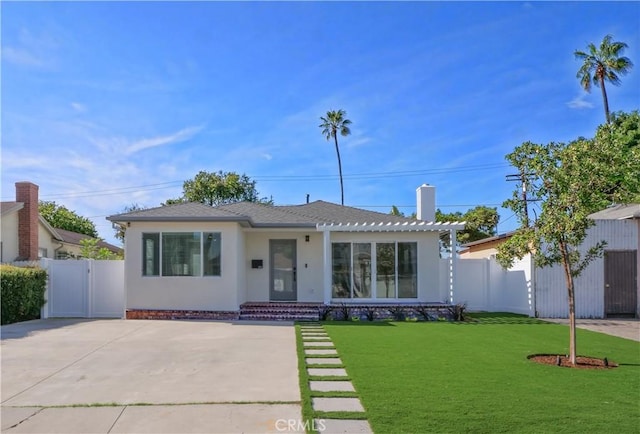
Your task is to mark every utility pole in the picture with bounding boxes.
[506,171,530,228]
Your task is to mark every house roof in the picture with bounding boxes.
[461,231,515,248]
[0,201,24,216]
[107,200,462,231]
[588,204,640,220]
[54,228,123,254]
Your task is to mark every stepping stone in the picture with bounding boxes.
[307,368,347,377]
[303,337,331,341]
[316,419,373,434]
[305,349,338,355]
[310,381,355,392]
[304,341,334,347]
[312,397,365,412]
[301,332,328,336]
[306,358,342,365]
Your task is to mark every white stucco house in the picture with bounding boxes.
[107,185,465,320]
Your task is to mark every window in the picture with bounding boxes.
[353,243,371,298]
[332,243,351,298]
[142,233,159,276]
[332,241,418,299]
[142,232,221,277]
[376,243,396,298]
[397,242,417,298]
[38,248,48,259]
[203,232,221,276]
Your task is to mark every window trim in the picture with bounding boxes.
[141,231,222,278]
[331,240,419,300]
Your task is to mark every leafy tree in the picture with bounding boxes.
[497,122,639,365]
[319,109,352,205]
[79,238,122,260]
[164,171,272,207]
[436,206,499,251]
[389,206,416,219]
[39,201,98,237]
[575,35,633,123]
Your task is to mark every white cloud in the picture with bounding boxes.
[261,153,273,160]
[2,47,44,67]
[71,102,87,113]
[566,94,595,109]
[124,126,203,155]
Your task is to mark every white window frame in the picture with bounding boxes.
[141,231,222,278]
[331,240,418,301]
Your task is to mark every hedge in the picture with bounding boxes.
[1,265,47,325]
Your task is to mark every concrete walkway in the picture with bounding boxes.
[1,319,304,433]
[542,318,640,342]
[300,323,373,434]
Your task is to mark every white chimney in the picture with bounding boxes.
[416,184,435,222]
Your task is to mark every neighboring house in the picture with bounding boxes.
[0,182,122,262]
[459,205,639,318]
[459,231,514,259]
[107,185,465,319]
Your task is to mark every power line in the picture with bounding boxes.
[10,162,509,201]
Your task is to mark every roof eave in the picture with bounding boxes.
[106,216,251,223]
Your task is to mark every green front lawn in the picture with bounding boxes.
[323,314,640,433]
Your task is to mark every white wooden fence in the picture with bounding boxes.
[39,258,125,318]
[446,256,534,316]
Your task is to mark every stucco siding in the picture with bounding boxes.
[1,212,19,262]
[124,221,242,311]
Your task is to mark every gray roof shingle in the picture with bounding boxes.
[107,200,417,227]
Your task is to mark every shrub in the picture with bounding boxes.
[318,305,333,321]
[414,304,437,321]
[361,305,377,321]
[334,303,351,321]
[387,306,406,321]
[447,302,467,321]
[1,265,47,325]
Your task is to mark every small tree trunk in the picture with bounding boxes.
[333,135,345,206]
[599,75,611,124]
[560,241,577,365]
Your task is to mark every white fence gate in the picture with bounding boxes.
[40,258,124,318]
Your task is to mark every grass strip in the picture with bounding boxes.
[295,323,318,434]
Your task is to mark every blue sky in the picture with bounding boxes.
[2,1,639,245]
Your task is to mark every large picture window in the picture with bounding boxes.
[142,232,221,277]
[332,241,417,299]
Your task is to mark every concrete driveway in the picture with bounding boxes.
[1,319,303,433]
[542,318,640,342]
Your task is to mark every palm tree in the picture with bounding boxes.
[319,109,352,205]
[575,35,633,123]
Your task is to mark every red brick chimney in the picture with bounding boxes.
[16,182,39,261]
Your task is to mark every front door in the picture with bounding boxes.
[270,239,297,301]
[604,250,637,317]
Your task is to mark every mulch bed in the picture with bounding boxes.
[528,354,618,369]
